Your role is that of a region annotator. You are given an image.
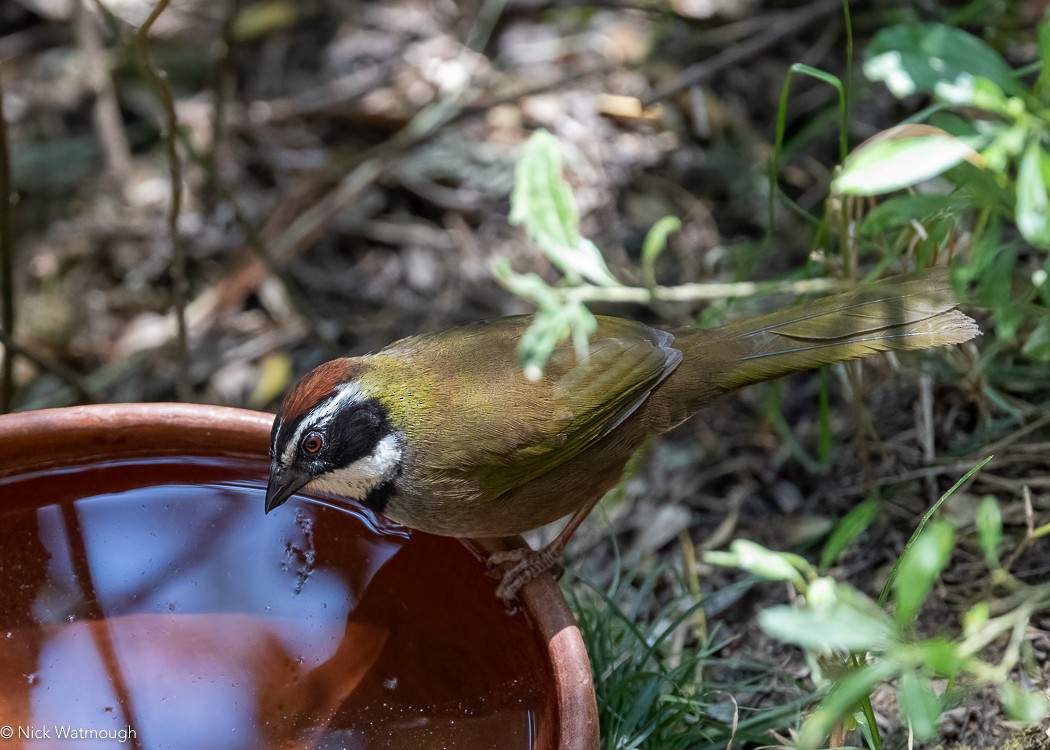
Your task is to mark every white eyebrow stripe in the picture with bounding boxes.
[280,383,363,466]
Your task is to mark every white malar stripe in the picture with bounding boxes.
[280,383,363,466]
[306,432,403,501]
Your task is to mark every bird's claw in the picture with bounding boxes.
[486,547,562,604]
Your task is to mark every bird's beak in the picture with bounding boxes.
[265,464,311,514]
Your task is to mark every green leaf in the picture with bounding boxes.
[790,63,842,91]
[564,237,619,287]
[865,23,1019,105]
[1023,315,1050,361]
[797,661,900,749]
[1039,16,1050,91]
[759,603,895,654]
[976,495,1003,569]
[491,260,558,307]
[704,539,808,586]
[510,130,618,286]
[953,157,1013,215]
[968,237,1024,341]
[517,302,596,381]
[879,456,993,607]
[913,638,965,676]
[759,578,897,653]
[970,77,1012,117]
[492,259,600,379]
[893,520,956,627]
[820,498,879,571]
[963,601,990,637]
[641,216,681,288]
[899,671,941,740]
[770,62,848,227]
[1000,682,1050,723]
[1016,139,1050,250]
[834,132,981,196]
[233,0,299,41]
[510,130,579,256]
[859,194,967,236]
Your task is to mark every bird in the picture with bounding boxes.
[265,269,978,602]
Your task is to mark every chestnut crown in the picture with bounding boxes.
[265,360,402,514]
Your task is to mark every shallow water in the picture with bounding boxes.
[0,457,547,749]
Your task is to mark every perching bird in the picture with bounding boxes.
[265,269,978,601]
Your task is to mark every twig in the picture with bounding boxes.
[463,62,612,118]
[840,460,997,495]
[556,276,851,305]
[0,72,13,413]
[176,129,327,342]
[87,0,123,37]
[73,0,132,181]
[97,0,602,357]
[917,374,938,505]
[185,60,611,340]
[255,63,394,123]
[1004,486,1035,572]
[263,0,510,268]
[206,0,241,192]
[645,0,841,104]
[982,409,1050,456]
[0,328,99,403]
[133,0,191,401]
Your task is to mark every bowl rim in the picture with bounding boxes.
[0,402,599,750]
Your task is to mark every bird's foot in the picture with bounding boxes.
[487,546,563,604]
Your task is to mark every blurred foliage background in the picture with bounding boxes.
[3,0,1050,747]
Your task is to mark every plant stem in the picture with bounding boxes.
[0,71,13,413]
[878,455,994,607]
[0,328,98,403]
[561,276,851,305]
[134,0,191,401]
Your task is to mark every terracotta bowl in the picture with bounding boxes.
[0,403,598,750]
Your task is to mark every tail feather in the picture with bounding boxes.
[724,308,977,388]
[658,268,979,419]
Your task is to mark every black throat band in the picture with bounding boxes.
[362,476,398,515]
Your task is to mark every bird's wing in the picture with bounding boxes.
[384,316,681,499]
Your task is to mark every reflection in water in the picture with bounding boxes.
[0,458,547,750]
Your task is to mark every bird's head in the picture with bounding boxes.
[265,358,403,514]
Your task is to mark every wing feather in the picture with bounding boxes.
[379,316,681,498]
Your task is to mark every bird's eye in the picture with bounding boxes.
[301,432,324,455]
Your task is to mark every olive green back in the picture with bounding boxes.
[362,316,682,498]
